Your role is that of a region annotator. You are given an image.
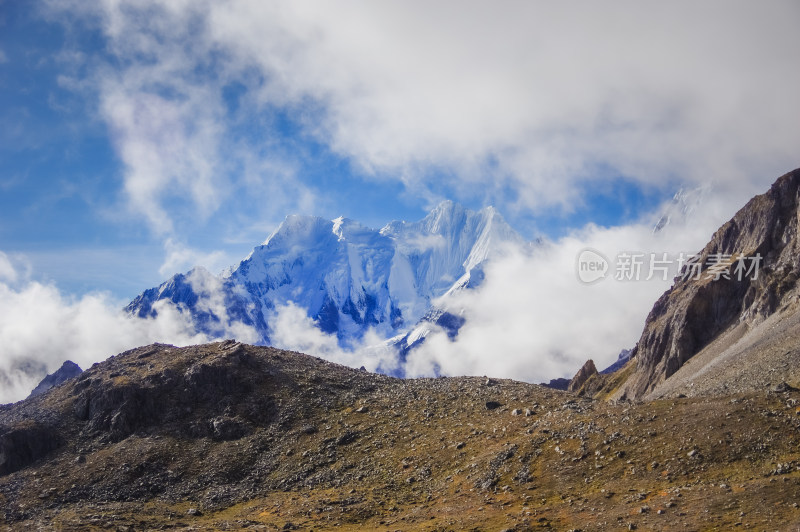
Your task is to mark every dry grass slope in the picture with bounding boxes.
[2,342,800,531]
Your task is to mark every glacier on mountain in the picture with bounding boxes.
[126,201,527,354]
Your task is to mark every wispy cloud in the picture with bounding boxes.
[183,267,261,343]
[100,79,225,235]
[268,301,399,373]
[159,238,232,277]
[0,252,19,284]
[45,0,319,271]
[49,1,800,232]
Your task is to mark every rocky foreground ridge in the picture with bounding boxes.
[2,341,800,530]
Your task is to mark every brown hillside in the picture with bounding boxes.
[2,342,800,530]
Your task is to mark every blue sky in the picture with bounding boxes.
[1,0,798,303]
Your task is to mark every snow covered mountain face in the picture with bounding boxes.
[652,185,711,233]
[126,201,526,355]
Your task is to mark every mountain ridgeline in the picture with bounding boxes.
[26,361,82,400]
[126,201,525,350]
[572,168,800,400]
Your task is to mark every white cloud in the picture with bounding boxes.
[43,0,320,278]
[397,233,447,253]
[49,0,800,229]
[268,302,399,373]
[0,280,203,404]
[184,267,261,343]
[99,79,225,235]
[406,195,733,382]
[159,238,232,277]
[0,255,257,404]
[0,252,18,284]
[204,1,799,206]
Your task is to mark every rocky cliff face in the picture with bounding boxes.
[567,359,597,393]
[617,169,800,400]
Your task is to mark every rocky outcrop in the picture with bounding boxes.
[0,422,62,476]
[568,359,598,393]
[28,361,82,399]
[617,168,800,400]
[541,377,570,391]
[69,342,279,442]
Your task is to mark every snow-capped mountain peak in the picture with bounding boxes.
[127,201,528,349]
